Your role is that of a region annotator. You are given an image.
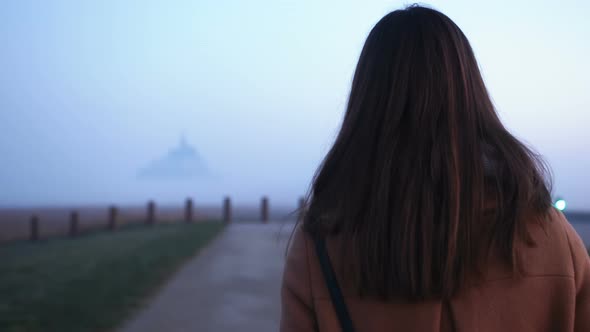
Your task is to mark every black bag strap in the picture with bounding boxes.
[313,237,356,332]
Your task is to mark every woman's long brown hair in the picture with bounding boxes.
[302,5,552,300]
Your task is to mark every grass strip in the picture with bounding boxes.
[0,221,224,332]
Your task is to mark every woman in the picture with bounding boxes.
[281,5,590,332]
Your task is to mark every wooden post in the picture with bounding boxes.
[261,196,269,223]
[108,206,118,230]
[147,201,156,225]
[223,197,232,224]
[69,211,79,237]
[30,215,39,241]
[185,198,193,223]
[298,197,305,221]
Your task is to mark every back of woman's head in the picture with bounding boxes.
[303,5,552,300]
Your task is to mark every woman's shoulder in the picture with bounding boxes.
[284,225,315,282]
[286,224,311,257]
[517,208,586,279]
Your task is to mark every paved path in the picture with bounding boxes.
[118,222,294,332]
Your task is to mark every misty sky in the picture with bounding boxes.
[0,0,589,208]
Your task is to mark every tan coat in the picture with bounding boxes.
[280,210,590,331]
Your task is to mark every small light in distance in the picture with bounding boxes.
[554,199,567,211]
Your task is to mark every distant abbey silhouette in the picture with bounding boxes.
[138,136,209,179]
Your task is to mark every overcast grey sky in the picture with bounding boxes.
[0,0,588,208]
